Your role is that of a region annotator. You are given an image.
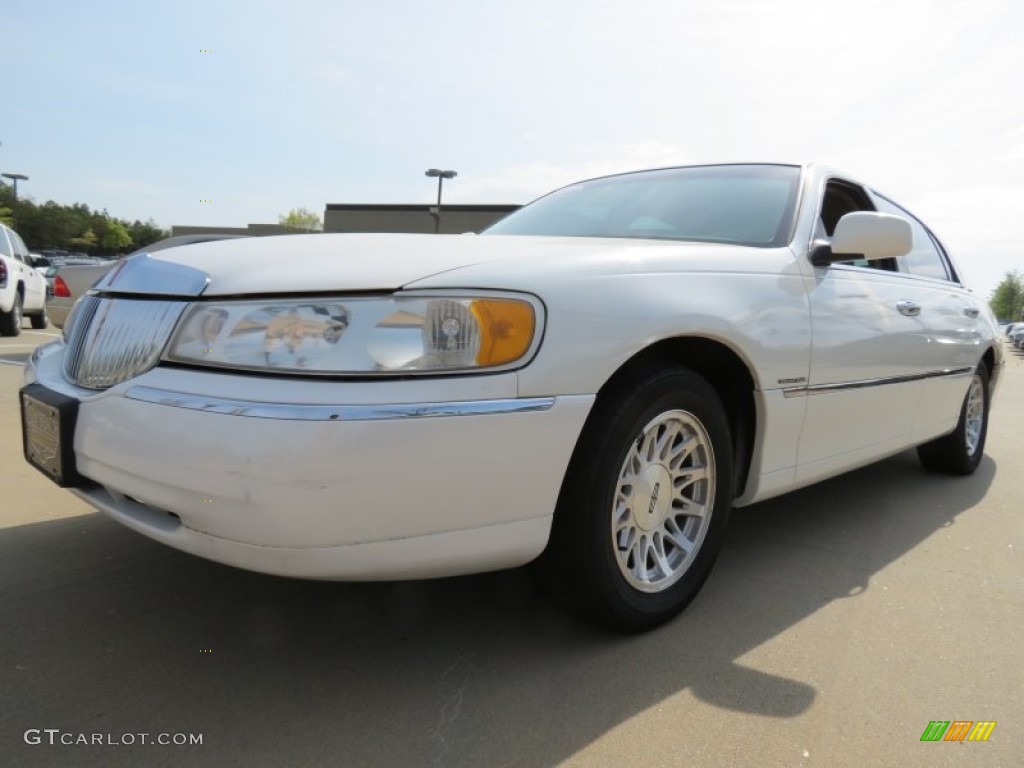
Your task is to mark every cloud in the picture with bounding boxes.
[1001,144,1024,163]
[91,178,166,197]
[453,141,692,202]
[908,184,1024,294]
[310,64,356,85]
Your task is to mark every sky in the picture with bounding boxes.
[3,0,1022,299]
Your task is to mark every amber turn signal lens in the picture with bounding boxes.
[471,299,535,366]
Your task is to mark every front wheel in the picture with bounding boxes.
[917,365,989,475]
[543,365,734,632]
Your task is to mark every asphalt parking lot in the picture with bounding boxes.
[1,327,1021,768]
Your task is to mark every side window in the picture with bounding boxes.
[870,193,951,281]
[11,231,30,262]
[819,179,898,272]
[0,228,12,258]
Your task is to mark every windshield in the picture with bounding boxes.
[484,164,801,248]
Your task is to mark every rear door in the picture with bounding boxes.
[8,230,46,310]
[868,192,981,442]
[0,227,15,309]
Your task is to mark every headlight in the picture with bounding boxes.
[164,293,541,375]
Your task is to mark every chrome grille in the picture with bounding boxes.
[63,296,187,389]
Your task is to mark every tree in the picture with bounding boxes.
[36,201,92,247]
[279,207,323,232]
[0,186,17,227]
[0,187,165,253]
[989,271,1024,322]
[129,219,169,250]
[100,220,133,251]
[69,229,98,249]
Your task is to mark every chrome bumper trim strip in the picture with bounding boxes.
[123,386,556,422]
[782,366,975,398]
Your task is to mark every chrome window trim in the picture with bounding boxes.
[783,367,974,398]
[124,385,556,422]
[870,191,958,284]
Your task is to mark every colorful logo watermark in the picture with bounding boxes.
[920,721,996,742]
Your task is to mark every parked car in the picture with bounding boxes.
[36,253,90,266]
[20,163,1002,631]
[1011,326,1024,349]
[46,234,244,328]
[1,222,49,334]
[42,260,98,296]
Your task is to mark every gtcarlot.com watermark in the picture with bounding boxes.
[24,729,203,747]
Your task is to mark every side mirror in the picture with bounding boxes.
[810,212,913,267]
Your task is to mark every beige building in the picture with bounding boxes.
[170,223,296,237]
[323,203,519,234]
[173,203,519,238]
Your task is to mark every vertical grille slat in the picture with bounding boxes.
[63,295,102,379]
[63,297,186,389]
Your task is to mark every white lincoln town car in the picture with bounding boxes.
[21,163,1002,631]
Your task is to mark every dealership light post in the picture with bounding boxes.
[425,168,457,234]
[1,173,28,201]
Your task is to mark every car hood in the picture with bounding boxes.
[132,232,762,296]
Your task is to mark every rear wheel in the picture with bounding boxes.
[543,365,733,632]
[0,293,22,337]
[917,365,989,475]
[30,304,48,330]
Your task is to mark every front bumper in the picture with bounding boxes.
[26,343,593,579]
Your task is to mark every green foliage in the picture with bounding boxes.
[128,219,167,250]
[0,185,167,254]
[989,270,1024,322]
[70,229,98,248]
[279,207,323,232]
[100,220,133,251]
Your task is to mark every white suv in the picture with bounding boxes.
[0,222,49,335]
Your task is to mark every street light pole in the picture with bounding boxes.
[425,168,457,234]
[1,173,29,201]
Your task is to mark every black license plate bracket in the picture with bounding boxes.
[20,382,84,488]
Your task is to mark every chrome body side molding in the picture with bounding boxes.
[782,367,974,398]
[124,385,556,422]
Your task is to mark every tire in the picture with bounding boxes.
[0,293,22,337]
[917,365,989,475]
[542,364,734,632]
[30,304,49,330]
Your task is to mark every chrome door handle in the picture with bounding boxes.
[962,307,980,319]
[896,301,921,317]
